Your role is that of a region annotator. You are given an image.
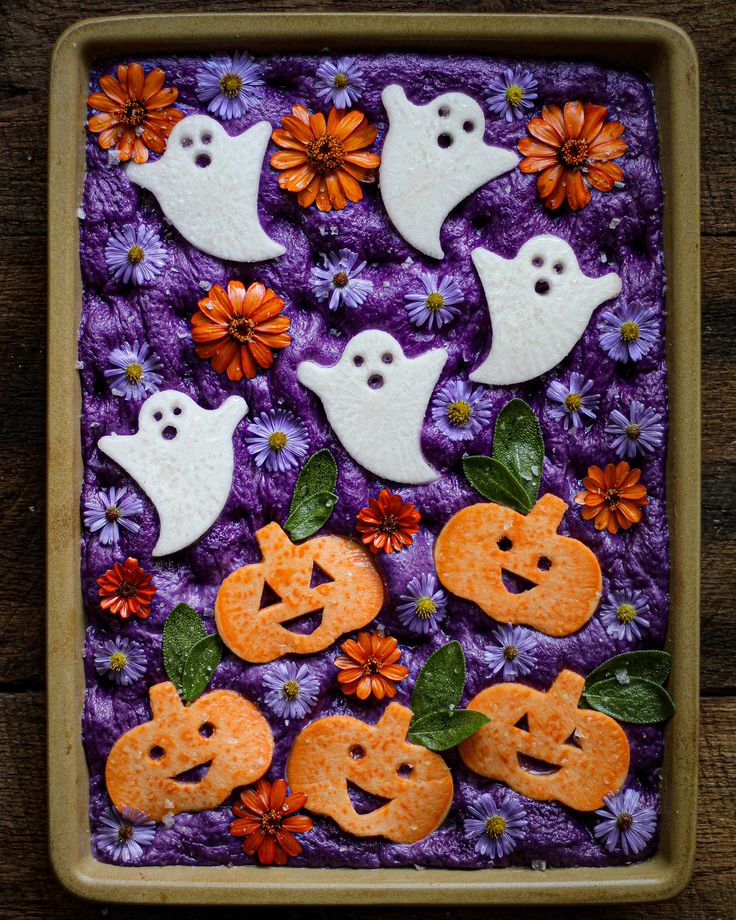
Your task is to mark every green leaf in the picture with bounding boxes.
[492,398,545,506]
[585,650,672,691]
[583,676,675,724]
[284,491,338,541]
[180,634,223,704]
[462,455,532,514]
[162,603,207,692]
[408,709,490,751]
[410,641,467,721]
[289,449,338,516]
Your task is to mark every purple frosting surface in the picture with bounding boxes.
[79,51,667,870]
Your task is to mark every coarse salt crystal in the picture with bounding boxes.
[609,217,621,229]
[615,668,630,686]
[532,859,547,871]
[77,207,86,220]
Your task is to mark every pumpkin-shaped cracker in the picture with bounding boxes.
[459,670,630,811]
[215,522,384,664]
[434,493,601,636]
[286,702,453,843]
[106,681,274,821]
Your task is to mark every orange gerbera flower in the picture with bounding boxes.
[230,778,313,866]
[335,631,410,701]
[355,488,421,555]
[97,557,156,620]
[574,461,648,534]
[191,280,291,382]
[87,63,184,164]
[270,105,381,211]
[518,101,627,211]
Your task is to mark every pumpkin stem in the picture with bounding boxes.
[378,702,414,739]
[150,681,184,716]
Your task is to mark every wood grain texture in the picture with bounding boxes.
[0,0,733,914]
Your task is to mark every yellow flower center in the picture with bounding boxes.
[282,679,300,701]
[118,823,135,841]
[415,597,437,620]
[425,292,445,312]
[219,73,244,98]
[485,815,507,838]
[333,271,349,289]
[620,321,640,343]
[127,245,145,265]
[363,655,382,676]
[109,651,128,672]
[125,363,143,384]
[503,645,518,662]
[116,580,138,599]
[625,423,642,440]
[616,812,633,831]
[260,809,283,835]
[105,506,121,523]
[379,514,399,535]
[505,84,525,107]
[604,487,622,509]
[121,99,146,126]
[268,431,288,452]
[559,137,589,168]
[447,400,472,427]
[333,73,349,89]
[564,392,583,412]
[228,316,256,344]
[306,133,345,174]
[616,603,637,624]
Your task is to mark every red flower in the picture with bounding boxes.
[230,778,313,866]
[335,631,409,701]
[355,488,421,555]
[97,557,156,619]
[574,461,648,534]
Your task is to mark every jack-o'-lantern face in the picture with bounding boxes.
[215,522,384,664]
[286,703,454,843]
[434,493,602,636]
[459,670,630,811]
[106,682,274,821]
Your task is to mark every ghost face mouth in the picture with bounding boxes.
[171,759,213,784]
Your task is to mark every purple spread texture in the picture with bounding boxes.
[79,52,667,869]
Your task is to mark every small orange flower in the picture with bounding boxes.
[574,461,648,534]
[230,778,313,866]
[97,557,156,619]
[355,488,421,555]
[270,105,381,211]
[87,63,184,164]
[335,631,410,701]
[191,280,291,382]
[518,101,627,211]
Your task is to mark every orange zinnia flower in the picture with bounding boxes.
[574,461,648,534]
[518,101,627,211]
[270,105,381,211]
[355,488,421,555]
[191,280,291,382]
[230,778,313,866]
[87,63,184,164]
[97,557,156,620]
[335,631,410,701]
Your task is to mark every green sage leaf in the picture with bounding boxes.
[289,449,338,516]
[408,709,490,752]
[284,491,338,541]
[162,603,207,692]
[492,398,545,505]
[410,641,466,721]
[462,455,532,514]
[585,650,672,691]
[583,676,675,724]
[180,633,223,704]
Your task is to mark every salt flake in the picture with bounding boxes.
[77,207,86,220]
[615,668,630,686]
[609,217,621,229]
[532,859,547,871]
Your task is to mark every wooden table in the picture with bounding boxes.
[1,0,733,916]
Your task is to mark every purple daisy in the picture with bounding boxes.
[486,66,538,122]
[599,301,659,363]
[594,788,657,856]
[546,372,600,430]
[83,485,144,545]
[464,792,528,860]
[315,56,365,109]
[93,635,147,686]
[104,342,163,401]
[404,272,463,330]
[97,805,156,862]
[431,379,493,441]
[245,409,310,473]
[105,225,166,286]
[483,624,538,680]
[195,52,264,120]
[606,400,665,459]
[262,660,320,721]
[311,249,372,311]
[599,588,651,641]
[396,573,447,635]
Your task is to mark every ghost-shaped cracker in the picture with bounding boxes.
[379,86,519,259]
[98,391,247,557]
[470,235,623,386]
[126,114,284,263]
[297,331,447,485]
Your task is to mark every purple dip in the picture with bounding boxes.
[79,51,667,870]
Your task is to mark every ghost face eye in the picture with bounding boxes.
[180,136,193,149]
[353,355,364,367]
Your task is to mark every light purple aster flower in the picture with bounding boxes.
[599,301,659,363]
[599,588,651,641]
[594,788,657,856]
[404,272,463,330]
[315,56,365,109]
[83,485,144,545]
[464,792,528,860]
[396,573,447,635]
[105,225,166,286]
[486,66,538,122]
[104,342,163,401]
[93,635,147,686]
[97,805,156,862]
[311,249,373,311]
[195,51,264,120]
[546,372,600,430]
[431,379,493,442]
[245,409,310,473]
[263,661,320,720]
[483,624,538,680]
[605,400,665,459]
